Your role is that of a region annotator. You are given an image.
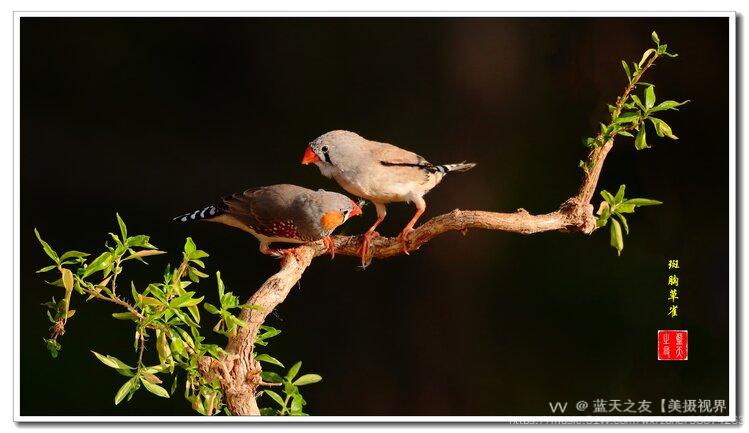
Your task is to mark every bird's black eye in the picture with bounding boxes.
[321,145,329,152]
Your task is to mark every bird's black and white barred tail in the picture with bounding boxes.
[431,161,477,174]
[173,204,222,223]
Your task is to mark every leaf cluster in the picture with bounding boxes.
[595,185,662,255]
[34,215,320,416]
[257,360,322,416]
[581,31,688,168]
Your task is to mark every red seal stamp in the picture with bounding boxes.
[658,330,688,361]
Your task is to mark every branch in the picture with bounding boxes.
[211,45,665,416]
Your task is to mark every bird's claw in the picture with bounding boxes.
[397,228,414,255]
[357,231,379,269]
[323,236,336,259]
[264,246,305,263]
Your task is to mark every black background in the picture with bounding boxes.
[20,17,729,416]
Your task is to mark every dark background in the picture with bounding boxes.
[20,17,729,416]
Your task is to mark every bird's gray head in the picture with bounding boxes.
[301,130,363,178]
[309,189,363,234]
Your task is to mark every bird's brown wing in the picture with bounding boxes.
[217,185,306,239]
[218,188,265,227]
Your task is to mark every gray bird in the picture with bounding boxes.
[302,130,475,265]
[174,184,362,256]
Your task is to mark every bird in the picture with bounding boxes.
[174,184,362,257]
[301,130,475,266]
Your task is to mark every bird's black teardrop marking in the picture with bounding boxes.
[323,150,332,164]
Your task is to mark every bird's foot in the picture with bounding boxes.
[356,230,379,269]
[262,245,306,263]
[397,227,414,255]
[323,236,336,259]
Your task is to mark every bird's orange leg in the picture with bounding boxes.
[357,202,387,268]
[397,198,426,255]
[323,235,336,259]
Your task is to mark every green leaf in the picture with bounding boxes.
[82,252,113,278]
[184,237,196,256]
[648,117,678,139]
[614,184,626,203]
[141,377,170,398]
[283,380,298,397]
[169,292,201,309]
[595,201,611,228]
[91,351,134,370]
[187,304,201,325]
[256,354,284,368]
[34,228,59,263]
[190,250,209,260]
[600,190,616,205]
[170,335,187,358]
[61,268,74,292]
[60,250,89,261]
[114,378,136,405]
[615,212,629,235]
[644,85,656,109]
[650,100,689,113]
[226,314,248,329]
[259,407,278,416]
[615,203,636,214]
[116,213,128,241]
[635,126,649,150]
[264,390,285,408]
[215,271,225,298]
[651,31,660,45]
[614,113,639,124]
[109,232,123,247]
[36,265,57,274]
[617,130,634,138]
[203,303,220,315]
[610,219,624,256]
[44,338,61,358]
[126,235,152,248]
[112,312,138,321]
[638,48,656,68]
[286,361,302,382]
[290,394,304,413]
[621,60,631,83]
[624,198,663,206]
[630,95,646,111]
[293,374,322,386]
[261,371,285,384]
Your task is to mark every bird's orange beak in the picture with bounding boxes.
[350,202,362,217]
[301,146,321,165]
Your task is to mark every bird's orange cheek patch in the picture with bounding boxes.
[320,211,345,230]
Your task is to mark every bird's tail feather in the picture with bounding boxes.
[434,161,477,173]
[173,204,222,222]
